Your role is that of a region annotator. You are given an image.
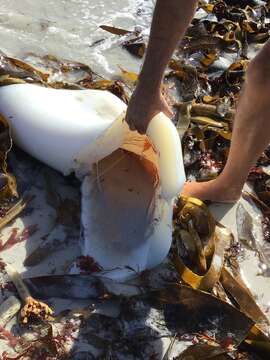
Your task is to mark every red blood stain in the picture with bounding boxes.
[76,255,103,273]
[0,224,38,252]
[0,326,19,347]
[0,228,19,252]
[20,224,39,241]
[221,336,234,349]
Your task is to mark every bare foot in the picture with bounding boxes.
[182,179,242,203]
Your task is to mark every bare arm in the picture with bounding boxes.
[126,0,197,133]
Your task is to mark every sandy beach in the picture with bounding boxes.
[0,1,270,359]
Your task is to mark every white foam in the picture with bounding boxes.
[0,0,153,77]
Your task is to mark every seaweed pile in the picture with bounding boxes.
[0,0,270,359]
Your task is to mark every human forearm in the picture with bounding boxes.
[126,0,197,133]
[138,0,197,91]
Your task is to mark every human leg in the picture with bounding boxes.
[183,40,270,202]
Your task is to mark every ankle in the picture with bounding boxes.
[213,174,244,196]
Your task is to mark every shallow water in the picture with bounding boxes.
[0,0,153,76]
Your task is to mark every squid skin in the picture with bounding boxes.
[0,84,185,280]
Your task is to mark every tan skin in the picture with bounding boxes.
[126,0,270,202]
[126,0,197,133]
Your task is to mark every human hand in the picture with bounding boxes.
[125,85,173,134]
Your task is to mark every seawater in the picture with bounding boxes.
[0,0,154,77]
